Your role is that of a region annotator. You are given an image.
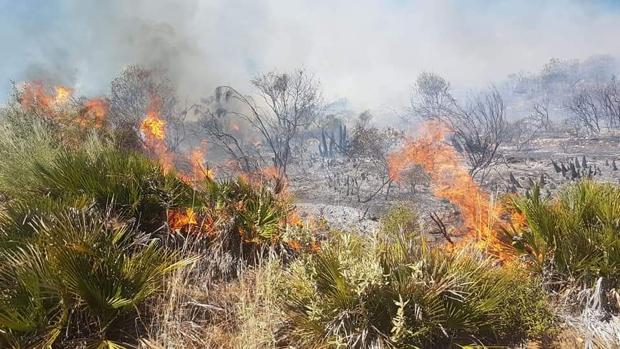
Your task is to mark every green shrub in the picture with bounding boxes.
[503,181,620,288]
[380,203,419,238]
[0,207,192,348]
[169,177,301,271]
[0,123,194,232]
[31,147,192,225]
[280,232,555,348]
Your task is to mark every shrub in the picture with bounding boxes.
[503,181,620,288]
[168,177,307,273]
[0,207,192,348]
[0,119,194,233]
[280,231,555,348]
[380,203,419,238]
[28,147,193,227]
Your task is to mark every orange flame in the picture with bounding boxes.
[54,86,73,105]
[78,98,108,128]
[387,120,506,257]
[20,82,73,113]
[141,103,167,141]
[167,207,217,236]
[140,96,174,171]
[188,146,215,181]
[167,208,197,232]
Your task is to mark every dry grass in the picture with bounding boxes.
[557,278,620,349]
[141,243,284,349]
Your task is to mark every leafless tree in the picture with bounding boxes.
[401,165,431,194]
[411,73,507,179]
[564,86,604,134]
[108,65,185,151]
[597,76,620,128]
[201,69,322,178]
[531,96,552,130]
[342,113,399,202]
[564,77,620,133]
[410,72,456,120]
[452,89,507,178]
[507,97,552,151]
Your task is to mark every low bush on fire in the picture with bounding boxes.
[0,81,617,348]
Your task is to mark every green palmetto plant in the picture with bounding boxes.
[0,116,194,228]
[197,178,292,255]
[0,208,195,348]
[281,231,555,348]
[503,181,620,288]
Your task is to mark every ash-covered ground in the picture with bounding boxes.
[288,131,620,237]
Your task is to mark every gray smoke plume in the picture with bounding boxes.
[1,0,620,111]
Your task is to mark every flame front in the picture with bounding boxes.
[168,208,198,232]
[20,82,73,113]
[79,98,108,128]
[189,146,215,181]
[141,102,167,141]
[54,86,73,105]
[388,120,505,257]
[140,96,174,171]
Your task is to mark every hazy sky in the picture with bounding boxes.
[1,0,619,112]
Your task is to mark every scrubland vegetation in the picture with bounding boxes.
[0,64,618,349]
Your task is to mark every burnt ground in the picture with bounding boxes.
[288,131,620,237]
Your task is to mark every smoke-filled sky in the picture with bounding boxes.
[1,0,620,112]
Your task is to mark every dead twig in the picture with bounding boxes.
[430,212,454,246]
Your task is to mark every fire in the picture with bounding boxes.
[167,207,217,236]
[20,82,109,130]
[387,120,506,257]
[20,82,73,112]
[189,146,215,181]
[141,102,167,141]
[78,98,108,128]
[140,96,174,171]
[54,86,73,105]
[167,208,198,232]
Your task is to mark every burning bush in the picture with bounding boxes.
[167,177,314,269]
[0,88,310,347]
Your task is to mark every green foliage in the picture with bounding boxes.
[280,232,555,348]
[380,203,419,238]
[0,207,192,348]
[0,120,194,233]
[202,178,292,241]
[503,181,620,288]
[183,177,297,267]
[30,147,192,225]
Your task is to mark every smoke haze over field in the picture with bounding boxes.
[1,0,620,112]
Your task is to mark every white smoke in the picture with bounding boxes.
[1,0,620,113]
